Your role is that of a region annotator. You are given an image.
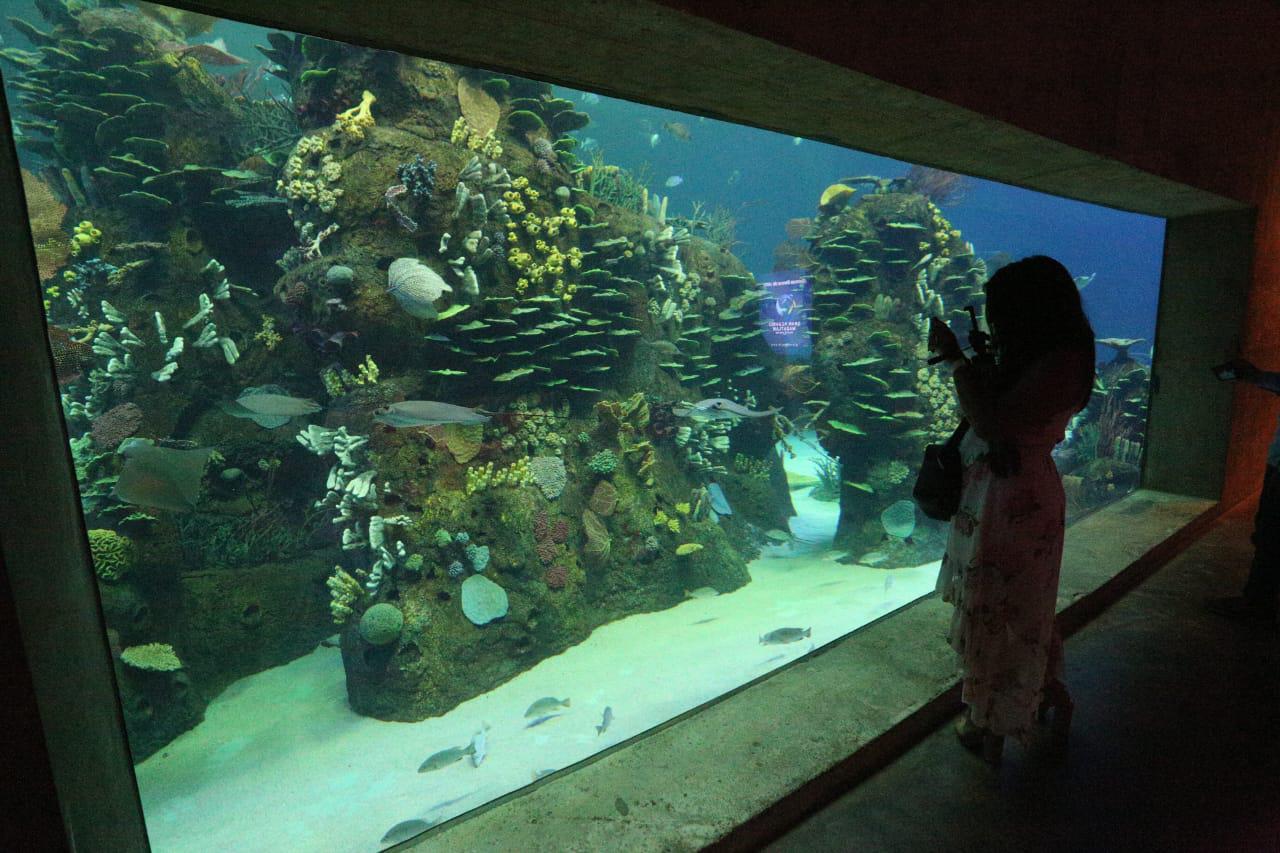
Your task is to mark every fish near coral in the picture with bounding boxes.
[387,257,452,320]
[114,441,215,513]
[373,401,490,428]
[673,398,780,421]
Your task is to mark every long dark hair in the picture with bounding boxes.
[983,255,1095,411]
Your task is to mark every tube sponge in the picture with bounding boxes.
[88,528,136,581]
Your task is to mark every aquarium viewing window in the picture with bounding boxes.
[1,3,1166,850]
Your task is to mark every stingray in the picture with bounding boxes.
[113,442,214,513]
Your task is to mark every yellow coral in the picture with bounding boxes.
[334,90,376,141]
[253,315,282,351]
[653,509,669,527]
[354,354,380,385]
[667,518,681,534]
[675,502,691,516]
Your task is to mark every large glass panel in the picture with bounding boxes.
[0,3,1163,849]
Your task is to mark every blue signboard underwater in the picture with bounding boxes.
[760,270,813,359]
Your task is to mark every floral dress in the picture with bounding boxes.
[936,352,1086,740]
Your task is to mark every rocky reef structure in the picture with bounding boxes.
[3,3,793,745]
[798,177,1151,562]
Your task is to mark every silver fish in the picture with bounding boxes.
[759,627,811,645]
[470,727,487,767]
[380,818,436,845]
[673,398,780,420]
[524,696,571,718]
[227,392,321,417]
[596,706,613,735]
[417,743,474,773]
[374,401,490,427]
[532,768,557,781]
[525,714,563,729]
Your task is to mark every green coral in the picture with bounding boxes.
[433,528,453,548]
[587,449,618,475]
[88,528,135,581]
[120,643,182,672]
[326,566,362,624]
[359,602,404,646]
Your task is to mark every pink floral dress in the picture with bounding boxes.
[937,352,1087,740]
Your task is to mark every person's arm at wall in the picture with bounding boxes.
[1223,358,1280,394]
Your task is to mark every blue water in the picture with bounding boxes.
[555,87,1166,363]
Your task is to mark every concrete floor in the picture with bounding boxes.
[769,504,1280,853]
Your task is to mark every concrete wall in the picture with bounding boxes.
[1145,210,1256,498]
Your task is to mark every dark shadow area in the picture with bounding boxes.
[769,505,1280,852]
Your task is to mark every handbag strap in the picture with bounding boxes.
[944,419,970,450]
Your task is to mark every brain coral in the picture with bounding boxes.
[120,642,182,672]
[359,603,404,646]
[88,528,136,582]
[587,450,618,476]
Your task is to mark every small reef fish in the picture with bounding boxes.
[596,706,614,735]
[685,587,719,599]
[792,136,804,145]
[727,169,741,185]
[374,401,490,427]
[673,399,780,420]
[470,726,488,767]
[114,441,214,513]
[525,696,571,718]
[532,768,557,781]
[648,132,660,148]
[1074,272,1097,289]
[692,617,718,625]
[380,818,437,845]
[759,627,812,645]
[229,392,322,417]
[579,91,601,104]
[664,175,684,188]
[417,743,475,773]
[525,714,563,729]
[159,37,248,65]
[663,121,692,141]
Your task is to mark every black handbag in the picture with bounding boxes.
[912,420,970,521]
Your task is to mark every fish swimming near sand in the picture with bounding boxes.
[470,727,488,767]
[673,398,780,421]
[417,743,475,773]
[525,714,563,729]
[596,706,613,735]
[373,401,490,428]
[380,818,436,845]
[113,441,214,513]
[759,627,811,645]
[524,696,571,718]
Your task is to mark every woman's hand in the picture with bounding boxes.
[928,317,964,363]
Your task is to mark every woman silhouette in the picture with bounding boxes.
[928,255,1095,764]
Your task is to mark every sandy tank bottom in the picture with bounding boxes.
[134,441,942,852]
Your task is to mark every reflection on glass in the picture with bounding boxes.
[0,2,1163,849]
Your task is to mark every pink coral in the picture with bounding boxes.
[544,564,567,590]
[551,518,569,544]
[91,402,143,449]
[533,509,549,543]
[536,540,559,565]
